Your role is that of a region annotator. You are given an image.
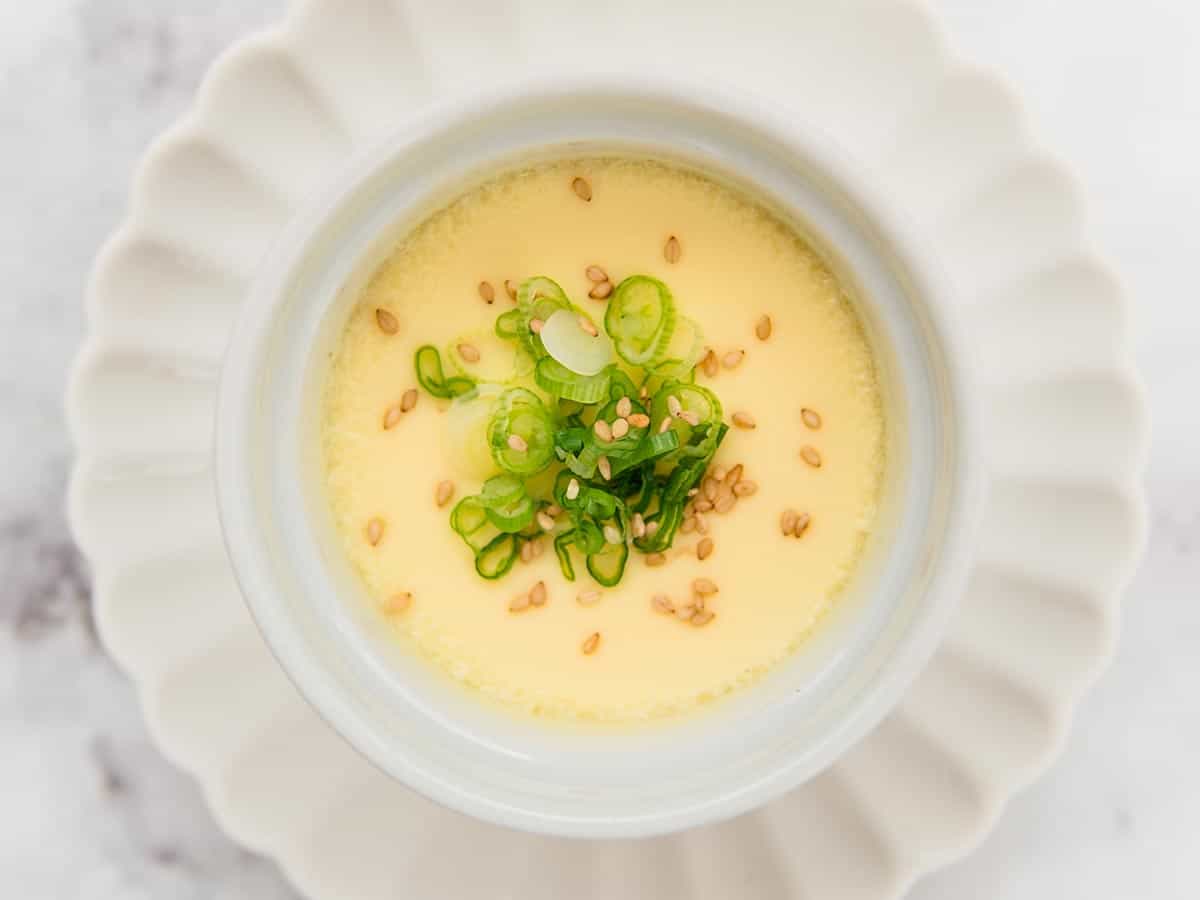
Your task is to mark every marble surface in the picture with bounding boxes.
[1,1,1195,897]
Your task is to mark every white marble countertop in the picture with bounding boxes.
[1,2,1195,897]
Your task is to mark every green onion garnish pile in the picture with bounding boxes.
[414,275,725,587]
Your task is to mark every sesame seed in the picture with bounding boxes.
[645,552,667,567]
[715,494,736,514]
[582,632,601,654]
[723,464,744,487]
[400,388,418,413]
[680,516,697,534]
[755,315,772,341]
[733,481,757,496]
[732,411,756,430]
[652,594,674,614]
[382,405,403,430]
[586,265,608,283]
[658,416,673,434]
[375,308,398,334]
[793,512,812,538]
[597,455,612,481]
[616,396,632,418]
[537,510,556,531]
[478,281,495,304]
[631,513,646,538]
[691,609,716,627]
[800,445,823,468]
[722,349,745,369]
[457,342,481,363]
[675,603,696,621]
[711,465,727,482]
[664,235,681,264]
[667,395,682,417]
[509,593,531,612]
[520,541,535,563]
[593,419,613,442]
[693,578,719,596]
[578,315,599,337]
[577,590,602,606]
[504,279,518,301]
[435,480,455,507]
[588,281,613,300]
[697,537,714,560]
[680,410,701,427]
[603,524,623,545]
[383,592,412,615]
[611,417,630,439]
[507,433,528,453]
[529,580,547,606]
[627,413,651,428]
[366,518,385,546]
[801,408,823,430]
[530,318,544,334]
[644,520,660,537]
[701,348,719,378]
[572,177,593,202]
[566,478,581,500]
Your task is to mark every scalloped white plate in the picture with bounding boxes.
[66,1,1147,898]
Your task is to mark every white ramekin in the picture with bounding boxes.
[215,78,983,838]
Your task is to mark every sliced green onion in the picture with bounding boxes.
[495,308,524,340]
[515,276,573,360]
[649,381,723,458]
[574,520,605,555]
[553,530,577,581]
[475,533,520,579]
[610,428,681,476]
[487,388,555,476]
[479,473,524,508]
[415,345,476,399]
[450,496,498,552]
[586,539,628,587]
[604,275,676,366]
[535,357,611,403]
[483,490,534,533]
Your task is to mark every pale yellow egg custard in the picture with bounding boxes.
[321,157,885,721]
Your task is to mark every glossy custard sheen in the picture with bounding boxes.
[322,157,885,722]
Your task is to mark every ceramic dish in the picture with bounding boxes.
[67,0,1147,896]
[215,81,982,836]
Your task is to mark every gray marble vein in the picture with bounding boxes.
[1,1,1196,898]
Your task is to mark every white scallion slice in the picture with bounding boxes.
[539,308,612,376]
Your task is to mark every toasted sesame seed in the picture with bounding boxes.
[611,417,630,439]
[645,521,660,537]
[732,411,756,430]
[529,318,544,334]
[722,349,745,369]
[694,514,709,534]
[400,388,418,413]
[457,342,481,363]
[616,396,632,418]
[530,537,545,558]
[588,281,613,300]
[724,464,744,487]
[639,385,650,401]
[519,540,535,563]
[435,480,455,507]
[382,404,403,430]
[593,419,613,442]
[529,580,547,606]
[504,279,518,301]
[703,477,718,502]
[697,537,714,560]
[375,308,398,334]
[645,552,667,567]
[680,410,701,427]
[801,408,823,430]
[597,455,612,481]
[780,510,799,535]
[509,593,531,612]
[658,416,673,434]
[715,494,736,514]
[586,265,608,283]
[632,513,646,538]
[675,603,696,621]
[701,348,719,378]
[755,315,773,341]
[578,315,599,337]
[687,487,700,497]
[667,395,682,417]
[537,510,556,531]
[693,577,719,596]
[384,592,412,615]
[572,177,593,202]
[691,609,716,627]
[366,518,385,546]
[680,516,697,534]
[652,594,674,614]
[733,480,758,496]
[664,235,681,264]
[627,413,651,428]
[545,504,563,517]
[711,465,727,482]
[694,498,714,513]
[603,524,623,545]
[793,512,812,537]
[800,445,823,468]
[566,478,581,500]
[577,590,602,606]
[478,281,495,304]
[582,631,601,655]
[507,433,528,453]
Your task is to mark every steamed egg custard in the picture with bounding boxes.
[321,157,885,721]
